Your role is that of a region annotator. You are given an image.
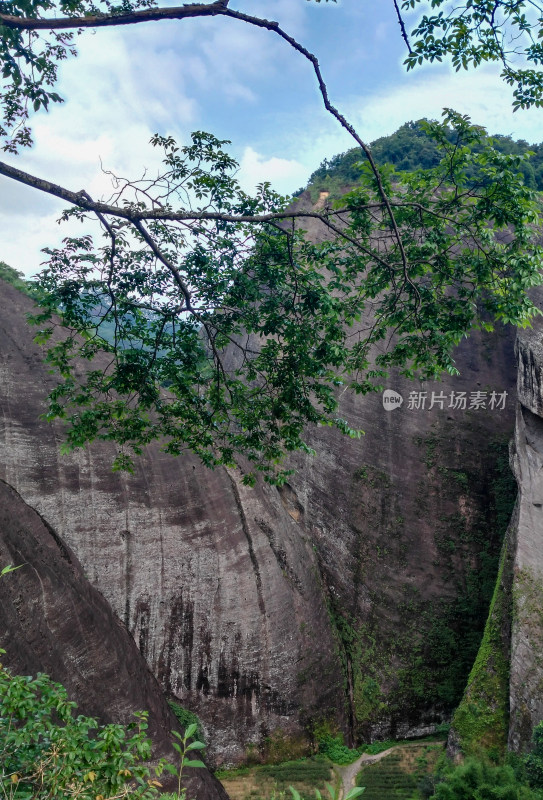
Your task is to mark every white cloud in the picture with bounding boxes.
[346,66,543,145]
[237,147,308,194]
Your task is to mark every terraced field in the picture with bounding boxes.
[355,743,444,800]
[218,758,335,800]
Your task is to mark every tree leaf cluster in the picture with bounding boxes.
[401,0,543,111]
[0,666,161,799]
[31,111,543,482]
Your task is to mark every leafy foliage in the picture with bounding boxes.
[525,722,543,788]
[290,781,364,800]
[0,665,162,799]
[401,0,543,110]
[32,112,543,482]
[428,757,543,800]
[316,734,362,765]
[167,701,204,745]
[1,1,543,479]
[0,653,209,800]
[0,0,157,152]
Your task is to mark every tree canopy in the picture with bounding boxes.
[0,1,542,482]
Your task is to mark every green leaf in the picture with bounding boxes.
[185,741,206,751]
[183,722,198,740]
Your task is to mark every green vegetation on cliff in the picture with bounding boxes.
[324,430,516,743]
[302,121,543,200]
[0,262,36,297]
[451,497,516,759]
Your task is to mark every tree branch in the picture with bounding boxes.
[392,0,413,54]
[220,6,411,277]
[0,0,230,30]
[0,156,382,225]
[0,0,409,275]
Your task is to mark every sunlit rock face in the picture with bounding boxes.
[0,478,228,800]
[509,318,543,751]
[0,273,519,759]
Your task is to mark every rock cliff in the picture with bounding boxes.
[0,274,520,760]
[0,278,343,764]
[446,310,543,758]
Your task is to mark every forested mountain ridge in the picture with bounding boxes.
[299,120,543,197]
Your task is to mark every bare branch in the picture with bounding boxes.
[392,0,413,54]
[219,6,411,277]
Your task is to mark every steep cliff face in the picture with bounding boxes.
[508,320,543,751]
[446,313,543,758]
[0,278,344,764]
[0,478,228,800]
[287,335,516,742]
[0,273,520,758]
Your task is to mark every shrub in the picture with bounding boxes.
[0,665,161,799]
[525,722,543,789]
[429,757,541,800]
[0,660,206,800]
[317,735,361,765]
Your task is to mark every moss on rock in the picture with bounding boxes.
[450,506,516,759]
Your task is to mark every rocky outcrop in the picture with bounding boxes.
[0,478,228,800]
[508,319,543,751]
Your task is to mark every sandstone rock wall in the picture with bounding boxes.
[0,274,520,757]
[0,279,343,765]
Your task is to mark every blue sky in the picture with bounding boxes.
[2,0,543,275]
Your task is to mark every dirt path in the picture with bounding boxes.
[334,748,397,800]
